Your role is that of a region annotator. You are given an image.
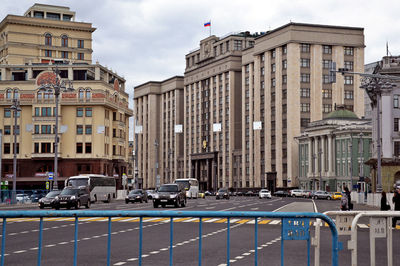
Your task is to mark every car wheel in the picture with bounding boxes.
[94,195,97,203]
[86,200,90,209]
[327,196,331,200]
[161,204,166,208]
[175,200,180,208]
[76,201,81,209]
[55,206,60,210]
[153,203,158,208]
[125,200,129,204]
[39,204,44,209]
[140,199,143,203]
[107,195,111,203]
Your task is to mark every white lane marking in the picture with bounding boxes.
[8,233,17,236]
[45,244,55,248]
[235,256,244,259]
[29,247,38,250]
[358,224,369,228]
[127,258,138,261]
[82,238,91,240]
[142,254,149,258]
[113,262,126,265]
[312,199,318,213]
[21,231,29,234]
[251,208,259,210]
[150,251,160,254]
[229,219,240,223]
[59,242,68,245]
[13,250,27,254]
[205,207,215,209]
[205,218,221,223]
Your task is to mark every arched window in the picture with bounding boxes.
[37,91,42,100]
[114,94,118,102]
[78,89,84,99]
[45,33,52,46]
[6,89,12,99]
[13,89,19,99]
[85,89,91,99]
[61,35,68,47]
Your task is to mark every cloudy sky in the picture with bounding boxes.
[1,0,400,137]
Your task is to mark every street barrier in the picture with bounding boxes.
[0,210,340,266]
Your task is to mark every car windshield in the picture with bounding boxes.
[260,190,269,193]
[175,180,190,189]
[67,178,88,187]
[45,191,60,198]
[129,190,142,195]
[60,189,79,196]
[159,185,178,192]
[218,189,227,193]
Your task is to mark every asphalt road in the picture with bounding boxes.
[0,196,398,266]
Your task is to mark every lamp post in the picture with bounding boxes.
[359,132,364,188]
[318,148,323,191]
[349,133,353,191]
[10,99,21,204]
[154,140,159,188]
[37,67,73,190]
[312,153,316,191]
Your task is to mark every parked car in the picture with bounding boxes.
[53,187,91,209]
[30,192,46,203]
[312,190,332,200]
[16,194,31,203]
[153,184,186,208]
[332,192,342,200]
[198,191,205,199]
[258,189,272,199]
[38,191,61,209]
[216,188,230,200]
[245,191,254,197]
[125,189,148,203]
[146,190,157,200]
[274,190,289,197]
[204,191,213,196]
[290,189,304,197]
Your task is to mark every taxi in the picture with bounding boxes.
[332,192,342,200]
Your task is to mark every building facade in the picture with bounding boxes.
[297,106,372,192]
[0,4,132,190]
[365,56,400,192]
[133,76,184,189]
[242,23,365,189]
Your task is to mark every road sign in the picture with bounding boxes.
[46,181,49,190]
[48,172,54,180]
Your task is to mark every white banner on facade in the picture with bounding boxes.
[97,125,105,134]
[175,124,183,133]
[60,125,68,133]
[135,125,143,134]
[26,124,33,132]
[253,121,262,130]
[213,123,222,132]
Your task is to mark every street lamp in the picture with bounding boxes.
[10,99,21,204]
[318,148,323,191]
[349,133,353,191]
[37,67,74,190]
[154,140,159,188]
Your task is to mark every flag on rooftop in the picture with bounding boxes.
[204,21,211,27]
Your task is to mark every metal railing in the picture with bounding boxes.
[0,210,339,266]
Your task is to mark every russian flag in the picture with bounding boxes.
[204,21,211,27]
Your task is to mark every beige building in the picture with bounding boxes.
[242,23,365,189]
[0,4,132,190]
[133,76,184,189]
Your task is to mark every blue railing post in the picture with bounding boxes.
[227,217,230,266]
[139,217,143,266]
[37,217,43,266]
[169,217,173,266]
[107,217,111,266]
[198,217,202,266]
[1,218,6,266]
[255,217,258,266]
[281,218,284,266]
[73,217,78,266]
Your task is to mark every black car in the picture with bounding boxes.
[53,187,91,209]
[38,191,61,209]
[216,188,230,200]
[274,190,289,197]
[153,184,186,208]
[30,192,46,203]
[125,189,148,203]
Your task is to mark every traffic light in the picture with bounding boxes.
[329,61,336,83]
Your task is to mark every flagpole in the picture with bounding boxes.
[210,20,211,36]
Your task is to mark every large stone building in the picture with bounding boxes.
[0,4,132,189]
[135,23,366,191]
[133,76,184,189]
[365,55,400,191]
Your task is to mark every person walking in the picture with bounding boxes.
[380,191,390,211]
[341,187,351,211]
[393,186,400,228]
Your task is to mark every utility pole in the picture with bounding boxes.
[359,132,364,190]
[154,140,159,188]
[10,99,20,204]
[318,148,323,191]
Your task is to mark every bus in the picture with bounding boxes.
[65,174,116,203]
[174,178,199,199]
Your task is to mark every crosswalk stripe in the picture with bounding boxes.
[150,218,170,222]
[258,219,271,224]
[205,218,222,223]
[183,218,199,223]
[215,218,227,223]
[236,219,251,224]
[269,220,280,225]
[173,218,191,222]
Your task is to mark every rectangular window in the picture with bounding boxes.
[300,43,310,53]
[85,107,92,117]
[323,104,333,113]
[394,95,400,108]
[41,125,51,134]
[34,125,39,134]
[344,90,354,99]
[41,143,51,153]
[61,51,68,59]
[45,50,52,57]
[322,89,332,99]
[322,75,330,84]
[34,143,39,153]
[13,125,19,135]
[4,126,10,135]
[395,141,400,156]
[300,103,310,112]
[76,143,83,153]
[77,125,83,135]
[300,58,310,68]
[344,76,353,85]
[261,67,265,76]
[323,45,332,54]
[282,75,287,84]
[301,118,310,127]
[41,107,51,116]
[300,74,310,83]
[78,53,84,60]
[233,40,242,50]
[77,107,83,117]
[300,88,310,98]
[271,63,276,73]
[322,60,332,69]
[85,125,92,134]
[344,61,354,70]
[4,143,10,154]
[35,107,40,116]
[85,143,92,153]
[271,49,276,58]
[77,40,84,48]
[4,109,11,118]
[344,47,354,56]
[271,78,276,88]
[394,118,399,132]
[282,45,287,54]
[282,59,287,69]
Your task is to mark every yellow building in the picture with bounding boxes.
[0,4,132,190]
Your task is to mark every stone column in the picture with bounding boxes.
[328,134,333,176]
[321,136,326,174]
[307,137,313,177]
[314,137,319,175]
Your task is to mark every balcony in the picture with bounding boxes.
[32,133,56,141]
[31,152,61,159]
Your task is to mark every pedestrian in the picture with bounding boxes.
[380,191,390,211]
[344,186,353,210]
[393,186,400,228]
[340,187,350,211]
